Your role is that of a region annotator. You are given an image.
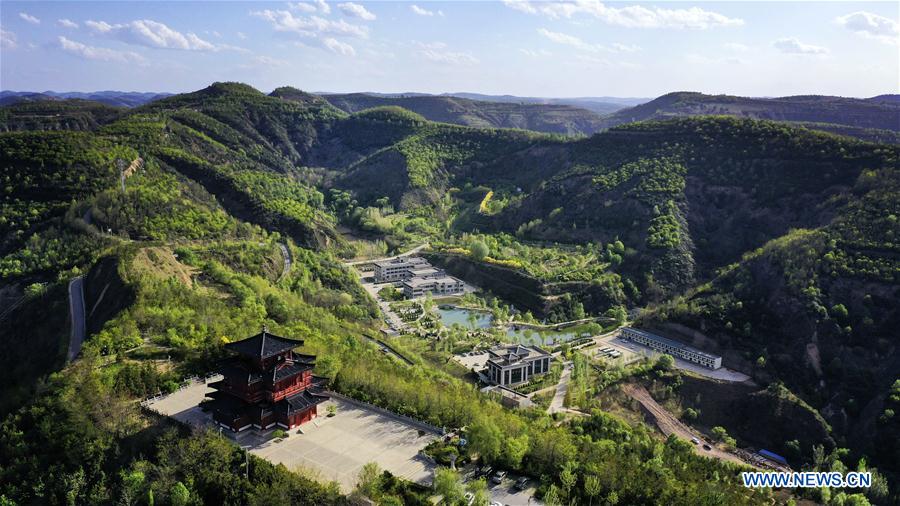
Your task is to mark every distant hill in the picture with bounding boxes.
[601,92,900,133]
[443,92,646,113]
[0,99,123,131]
[0,90,171,108]
[319,92,608,135]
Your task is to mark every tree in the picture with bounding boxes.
[585,475,601,506]
[356,462,383,499]
[656,354,675,371]
[711,426,728,442]
[470,240,489,261]
[433,467,464,505]
[559,461,577,499]
[466,478,490,506]
[170,482,190,506]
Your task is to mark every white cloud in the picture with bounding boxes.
[611,42,640,53]
[685,53,746,65]
[537,28,639,53]
[574,54,640,69]
[290,0,331,14]
[836,11,899,46]
[58,36,145,63]
[323,37,356,56]
[237,31,248,40]
[773,37,828,55]
[503,0,742,29]
[251,10,368,38]
[416,43,478,65]
[723,42,749,52]
[19,12,40,25]
[85,19,221,51]
[411,5,443,17]
[338,2,376,21]
[254,55,289,66]
[520,48,551,57]
[1,28,17,49]
[57,19,79,29]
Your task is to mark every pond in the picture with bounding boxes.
[504,326,585,346]
[437,306,493,329]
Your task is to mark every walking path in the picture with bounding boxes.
[547,361,572,414]
[67,276,86,362]
[344,243,428,267]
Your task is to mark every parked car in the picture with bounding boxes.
[514,476,530,491]
[691,437,700,445]
[480,465,493,477]
[491,470,507,485]
[464,492,475,505]
[703,444,712,451]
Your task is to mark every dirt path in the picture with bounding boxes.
[623,383,755,468]
[344,243,428,267]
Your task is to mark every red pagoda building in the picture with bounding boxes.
[206,329,328,432]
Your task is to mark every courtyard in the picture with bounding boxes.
[144,378,439,492]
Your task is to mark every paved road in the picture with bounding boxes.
[67,276,86,362]
[547,361,572,414]
[623,384,755,468]
[277,243,291,281]
[344,243,428,267]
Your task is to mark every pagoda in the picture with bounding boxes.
[206,329,328,432]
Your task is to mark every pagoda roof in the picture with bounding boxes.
[277,389,329,415]
[225,330,302,359]
[271,358,315,382]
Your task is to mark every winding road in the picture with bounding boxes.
[277,243,292,281]
[67,276,86,362]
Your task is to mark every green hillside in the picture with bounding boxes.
[321,92,607,136]
[601,92,900,142]
[1,82,897,505]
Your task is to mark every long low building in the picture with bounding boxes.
[402,274,464,298]
[621,327,722,369]
[373,257,431,283]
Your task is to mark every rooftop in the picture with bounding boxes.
[225,330,302,359]
[486,344,551,367]
[374,257,429,268]
[623,327,721,360]
[402,275,461,288]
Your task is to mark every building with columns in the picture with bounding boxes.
[485,344,552,387]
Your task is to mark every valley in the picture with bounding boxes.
[0,81,897,506]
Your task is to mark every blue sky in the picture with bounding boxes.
[1,1,897,97]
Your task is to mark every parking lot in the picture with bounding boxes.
[144,379,439,493]
[461,466,540,506]
[453,351,489,370]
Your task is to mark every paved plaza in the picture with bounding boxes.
[144,378,438,492]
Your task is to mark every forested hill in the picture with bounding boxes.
[0,90,171,107]
[1,81,898,504]
[319,92,608,136]
[600,92,900,142]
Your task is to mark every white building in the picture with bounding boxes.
[402,274,464,298]
[373,257,430,283]
[486,345,552,387]
[621,327,722,369]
